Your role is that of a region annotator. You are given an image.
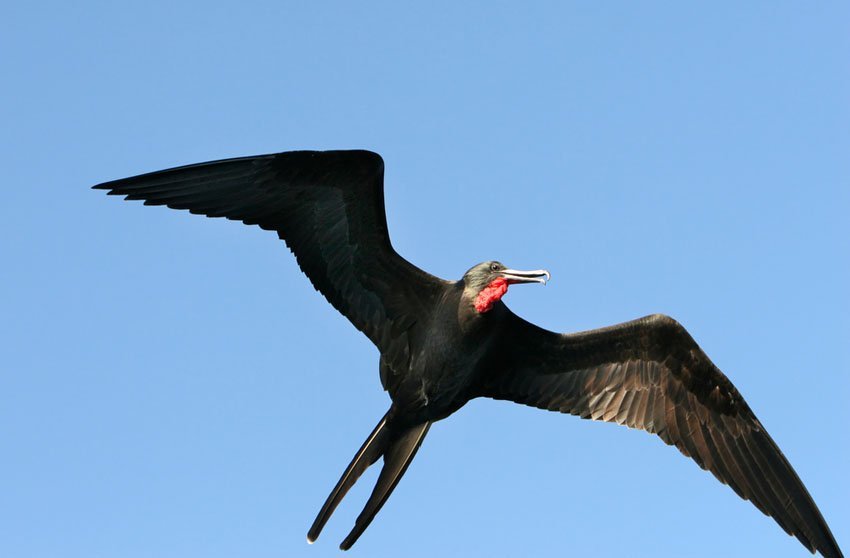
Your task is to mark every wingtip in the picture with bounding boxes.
[306,535,315,545]
[91,182,120,195]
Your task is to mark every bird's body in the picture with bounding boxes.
[382,279,507,422]
[94,150,843,557]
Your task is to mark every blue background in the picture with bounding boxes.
[2,2,847,557]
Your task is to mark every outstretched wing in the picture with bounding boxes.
[94,150,448,370]
[477,312,842,558]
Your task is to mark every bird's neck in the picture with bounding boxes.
[473,278,508,313]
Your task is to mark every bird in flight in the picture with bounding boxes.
[94,150,842,557]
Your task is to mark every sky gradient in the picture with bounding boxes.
[2,2,848,557]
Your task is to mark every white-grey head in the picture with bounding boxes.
[462,260,550,313]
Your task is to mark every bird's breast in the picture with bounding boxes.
[385,307,501,421]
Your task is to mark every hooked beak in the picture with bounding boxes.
[501,268,551,285]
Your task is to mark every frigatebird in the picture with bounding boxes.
[94,150,843,557]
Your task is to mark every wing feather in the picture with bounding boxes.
[477,312,842,558]
[94,150,449,366]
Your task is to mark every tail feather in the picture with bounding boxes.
[339,421,431,550]
[307,412,391,544]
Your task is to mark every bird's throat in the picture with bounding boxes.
[474,277,508,313]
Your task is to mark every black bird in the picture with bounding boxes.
[94,150,842,557]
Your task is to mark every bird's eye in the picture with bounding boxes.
[490,263,500,271]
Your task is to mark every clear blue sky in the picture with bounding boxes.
[2,2,847,557]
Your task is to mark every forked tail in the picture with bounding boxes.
[307,410,431,550]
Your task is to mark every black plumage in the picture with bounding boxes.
[94,150,842,557]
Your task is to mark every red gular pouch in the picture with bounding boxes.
[474,277,509,313]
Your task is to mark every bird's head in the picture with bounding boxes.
[462,261,550,314]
